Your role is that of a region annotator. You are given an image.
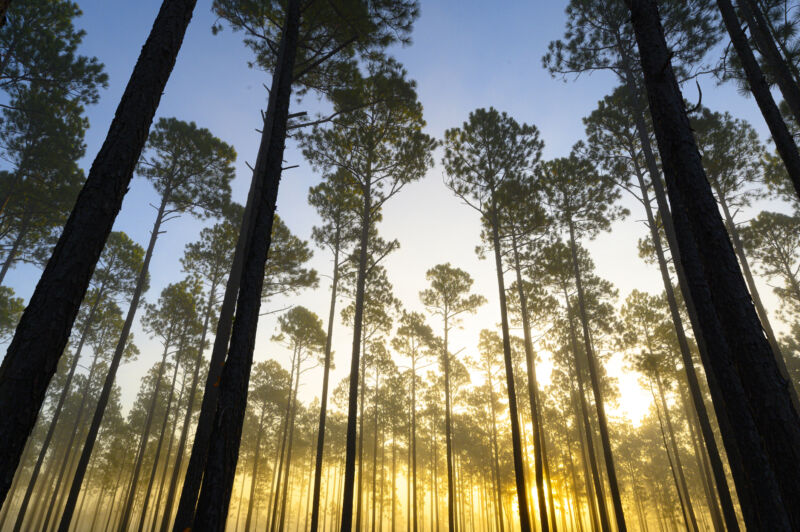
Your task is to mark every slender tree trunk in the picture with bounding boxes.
[192,2,299,528]
[628,1,800,527]
[653,384,691,531]
[371,371,381,532]
[0,0,197,503]
[715,0,800,199]
[244,414,266,532]
[159,281,218,532]
[356,330,367,532]
[677,383,721,532]
[340,172,373,532]
[56,193,169,532]
[411,357,418,532]
[150,375,184,532]
[269,356,297,532]
[276,357,302,532]
[489,206,531,532]
[564,308,606,532]
[41,348,104,531]
[0,218,28,286]
[136,353,184,532]
[13,285,106,531]
[738,0,800,130]
[487,369,505,532]
[310,230,341,532]
[119,338,175,531]
[510,233,551,532]
[442,313,456,532]
[566,221,626,531]
[654,371,698,531]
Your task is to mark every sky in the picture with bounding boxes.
[3,0,795,426]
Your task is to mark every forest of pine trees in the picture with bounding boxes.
[3,0,800,531]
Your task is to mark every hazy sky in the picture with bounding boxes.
[4,1,795,425]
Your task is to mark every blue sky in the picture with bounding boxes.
[4,1,794,422]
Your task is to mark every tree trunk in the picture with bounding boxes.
[310,228,341,532]
[355,328,367,531]
[510,233,551,532]
[276,362,301,532]
[159,280,218,532]
[12,285,105,531]
[269,355,297,532]
[411,357,418,532]
[56,193,168,532]
[0,0,197,504]
[628,0,800,527]
[371,370,381,532]
[619,50,741,531]
[715,0,800,199]
[40,348,103,532]
[0,218,28,286]
[652,387,691,530]
[192,2,299,528]
[654,370,698,531]
[442,313,456,532]
[244,411,266,532]
[489,205,531,532]
[150,372,185,532]
[136,352,184,532]
[340,170,373,531]
[119,339,175,531]
[739,0,800,129]
[487,371,504,532]
[566,220,627,531]
[564,297,606,532]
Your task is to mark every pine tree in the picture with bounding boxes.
[0,2,200,495]
[443,107,543,532]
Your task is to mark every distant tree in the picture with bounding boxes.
[299,58,433,530]
[538,147,628,531]
[0,0,106,103]
[475,329,511,532]
[243,359,290,532]
[0,286,22,341]
[118,279,204,531]
[392,310,434,532]
[0,85,88,285]
[269,306,326,532]
[741,211,800,322]
[11,231,144,530]
[56,117,234,530]
[0,1,202,496]
[498,174,556,530]
[157,214,239,531]
[420,263,484,532]
[307,171,360,530]
[443,107,542,532]
[37,296,138,532]
[620,289,699,530]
